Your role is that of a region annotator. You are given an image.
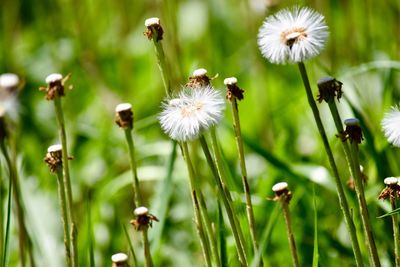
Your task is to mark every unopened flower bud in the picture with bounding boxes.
[272,182,292,203]
[44,144,63,173]
[115,103,133,129]
[130,206,158,231]
[41,73,70,100]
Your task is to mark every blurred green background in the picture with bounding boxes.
[1,0,400,266]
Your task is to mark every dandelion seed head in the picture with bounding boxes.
[192,68,207,77]
[382,107,400,147]
[134,206,149,216]
[257,6,328,64]
[159,86,225,142]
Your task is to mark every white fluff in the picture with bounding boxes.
[382,107,400,147]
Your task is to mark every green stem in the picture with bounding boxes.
[349,141,381,266]
[151,33,172,98]
[2,162,12,267]
[297,62,363,267]
[122,224,138,267]
[181,142,212,267]
[390,198,400,267]
[281,201,299,267]
[200,134,248,266]
[142,229,154,267]
[56,169,72,267]
[230,97,260,259]
[53,97,78,267]
[123,128,142,209]
[198,191,222,267]
[0,167,3,267]
[0,140,29,267]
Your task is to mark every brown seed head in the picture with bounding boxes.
[379,177,400,200]
[111,252,129,267]
[316,76,343,103]
[186,68,211,88]
[144,17,164,41]
[40,73,71,100]
[44,144,63,173]
[130,206,158,231]
[115,103,133,129]
[224,77,244,101]
[271,182,292,202]
[343,118,363,144]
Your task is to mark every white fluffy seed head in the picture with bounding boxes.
[382,107,400,147]
[45,73,63,84]
[192,68,207,77]
[272,182,288,192]
[145,17,160,27]
[224,77,238,85]
[47,144,62,153]
[115,103,132,113]
[257,6,329,64]
[159,86,225,142]
[134,206,149,216]
[384,177,398,185]
[0,73,19,89]
[344,118,360,126]
[111,253,128,263]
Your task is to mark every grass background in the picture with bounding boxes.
[1,0,400,266]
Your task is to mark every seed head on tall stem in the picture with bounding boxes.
[111,252,130,267]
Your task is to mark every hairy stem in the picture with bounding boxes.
[281,201,299,267]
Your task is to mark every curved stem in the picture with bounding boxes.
[297,62,364,267]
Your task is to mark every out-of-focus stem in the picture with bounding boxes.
[390,198,400,267]
[281,201,299,267]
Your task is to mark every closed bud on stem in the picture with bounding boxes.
[0,73,20,93]
[130,206,158,231]
[316,76,343,103]
[343,118,364,143]
[144,17,164,41]
[224,77,244,101]
[111,252,129,267]
[115,103,133,129]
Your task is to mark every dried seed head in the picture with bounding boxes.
[41,73,70,100]
[379,176,400,200]
[130,207,158,231]
[316,76,343,103]
[224,76,244,101]
[384,177,399,186]
[134,206,148,216]
[144,17,163,41]
[44,144,63,173]
[115,103,133,129]
[186,68,211,88]
[271,182,292,203]
[0,73,19,91]
[111,252,129,267]
[342,118,363,143]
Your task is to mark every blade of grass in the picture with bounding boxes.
[2,168,12,267]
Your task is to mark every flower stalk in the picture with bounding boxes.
[44,144,72,267]
[224,77,260,260]
[344,119,381,267]
[42,73,78,267]
[297,62,364,266]
[272,182,299,267]
[145,17,172,97]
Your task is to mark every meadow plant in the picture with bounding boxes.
[111,252,129,267]
[258,7,364,266]
[271,182,299,267]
